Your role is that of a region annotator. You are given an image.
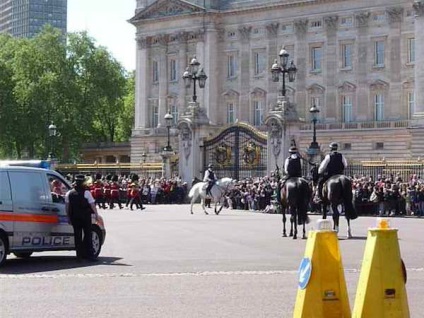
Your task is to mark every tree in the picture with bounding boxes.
[0,27,133,161]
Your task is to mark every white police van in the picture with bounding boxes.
[0,161,106,266]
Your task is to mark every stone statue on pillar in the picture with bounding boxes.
[177,101,210,183]
[265,96,301,175]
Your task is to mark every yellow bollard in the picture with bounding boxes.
[293,219,351,318]
[352,218,410,318]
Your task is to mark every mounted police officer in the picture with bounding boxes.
[284,146,302,179]
[316,142,348,202]
[204,163,217,196]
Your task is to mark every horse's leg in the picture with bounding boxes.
[289,212,294,237]
[217,198,225,214]
[292,208,298,240]
[322,203,327,219]
[332,204,339,233]
[346,217,352,239]
[190,197,194,214]
[282,207,287,237]
[202,197,208,215]
[302,221,307,239]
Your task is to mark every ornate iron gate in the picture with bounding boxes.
[202,123,268,180]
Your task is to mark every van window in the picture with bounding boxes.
[9,171,47,203]
[48,174,69,203]
[0,172,11,201]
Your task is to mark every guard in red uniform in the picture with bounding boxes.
[110,175,122,209]
[92,173,106,209]
[103,174,112,208]
[129,183,145,211]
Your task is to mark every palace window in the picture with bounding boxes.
[253,50,266,75]
[310,20,322,29]
[341,43,353,69]
[340,16,353,27]
[253,100,264,126]
[149,100,159,128]
[227,53,237,78]
[375,94,384,121]
[171,104,179,125]
[342,95,353,123]
[374,41,385,67]
[311,46,322,72]
[281,24,293,33]
[407,38,415,63]
[227,103,235,124]
[169,58,177,82]
[152,60,159,83]
[407,91,415,118]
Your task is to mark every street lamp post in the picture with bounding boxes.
[141,152,147,176]
[308,104,320,153]
[164,111,173,152]
[48,121,57,160]
[271,46,297,98]
[182,56,208,102]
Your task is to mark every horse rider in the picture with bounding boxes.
[204,163,217,196]
[282,146,303,186]
[316,142,348,202]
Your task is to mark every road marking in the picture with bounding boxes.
[0,268,422,280]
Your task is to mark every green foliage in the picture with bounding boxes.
[0,26,134,161]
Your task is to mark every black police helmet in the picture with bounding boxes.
[289,146,297,153]
[329,142,338,151]
[74,174,85,183]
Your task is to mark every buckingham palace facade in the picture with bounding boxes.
[129,0,424,176]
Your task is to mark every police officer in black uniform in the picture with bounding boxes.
[65,175,99,261]
[284,146,302,178]
[316,142,348,202]
[203,163,217,196]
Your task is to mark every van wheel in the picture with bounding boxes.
[92,227,102,258]
[0,234,8,266]
[13,252,33,259]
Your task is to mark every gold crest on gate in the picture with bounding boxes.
[243,141,261,165]
[215,142,232,166]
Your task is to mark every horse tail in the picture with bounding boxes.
[343,177,358,220]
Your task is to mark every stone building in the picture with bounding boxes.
[129,0,424,181]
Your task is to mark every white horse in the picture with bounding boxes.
[188,177,236,215]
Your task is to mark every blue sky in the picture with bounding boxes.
[68,0,137,71]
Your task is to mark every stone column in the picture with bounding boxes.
[135,36,150,129]
[177,32,188,116]
[294,19,308,119]
[324,16,338,120]
[266,23,280,110]
[387,7,403,119]
[195,29,206,109]
[413,1,424,118]
[355,11,370,121]
[158,35,168,127]
[204,26,219,124]
[238,26,252,123]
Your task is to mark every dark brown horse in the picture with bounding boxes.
[280,177,311,239]
[311,167,357,238]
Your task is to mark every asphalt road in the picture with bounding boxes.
[0,204,423,318]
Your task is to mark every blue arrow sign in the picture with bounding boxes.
[298,257,312,290]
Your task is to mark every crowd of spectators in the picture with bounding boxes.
[63,171,424,217]
[351,173,424,217]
